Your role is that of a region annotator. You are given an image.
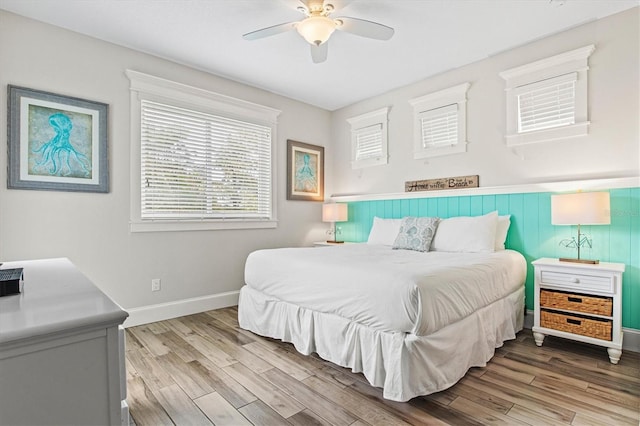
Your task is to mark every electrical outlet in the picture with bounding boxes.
[151,278,161,292]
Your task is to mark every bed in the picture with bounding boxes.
[238,212,527,401]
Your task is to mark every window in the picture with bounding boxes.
[418,104,458,149]
[516,73,576,133]
[347,107,389,169]
[409,83,470,159]
[126,70,281,232]
[354,124,383,162]
[500,45,594,146]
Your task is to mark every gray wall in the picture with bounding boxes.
[1,7,638,320]
[0,10,332,312]
[329,8,639,196]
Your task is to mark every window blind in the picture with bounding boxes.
[140,100,272,220]
[354,124,383,161]
[419,104,458,149]
[516,73,576,133]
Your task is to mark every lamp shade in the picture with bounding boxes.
[296,16,336,46]
[322,203,348,223]
[551,192,610,225]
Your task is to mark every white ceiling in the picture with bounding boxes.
[0,0,637,110]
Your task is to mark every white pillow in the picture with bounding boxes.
[367,217,403,245]
[495,215,511,251]
[431,211,499,253]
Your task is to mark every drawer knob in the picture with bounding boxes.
[571,277,580,283]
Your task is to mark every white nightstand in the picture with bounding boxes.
[532,258,625,364]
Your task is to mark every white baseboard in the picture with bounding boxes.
[123,290,240,328]
[623,328,640,353]
[524,309,640,353]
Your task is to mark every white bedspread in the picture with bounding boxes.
[244,244,526,336]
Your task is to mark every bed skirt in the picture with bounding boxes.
[238,285,524,402]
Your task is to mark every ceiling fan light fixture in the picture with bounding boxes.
[296,16,336,46]
[244,1,393,63]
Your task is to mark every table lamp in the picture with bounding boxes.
[322,203,348,243]
[551,191,610,264]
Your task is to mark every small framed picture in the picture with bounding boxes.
[287,139,324,201]
[7,85,109,193]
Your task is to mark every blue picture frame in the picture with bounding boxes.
[7,85,109,193]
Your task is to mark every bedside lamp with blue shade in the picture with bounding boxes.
[551,191,610,264]
[322,203,348,243]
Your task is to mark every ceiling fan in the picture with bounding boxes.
[242,0,394,63]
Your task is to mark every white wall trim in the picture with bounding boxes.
[622,328,640,353]
[123,290,240,328]
[348,107,390,169]
[500,45,594,148]
[330,176,639,202]
[126,69,281,234]
[524,310,639,353]
[125,70,281,123]
[409,82,470,160]
[498,45,595,88]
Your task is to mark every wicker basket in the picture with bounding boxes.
[541,310,612,341]
[540,289,612,316]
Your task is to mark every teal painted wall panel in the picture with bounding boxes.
[459,196,471,216]
[338,187,640,330]
[629,188,640,330]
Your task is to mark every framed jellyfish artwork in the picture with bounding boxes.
[7,85,108,193]
[286,139,324,201]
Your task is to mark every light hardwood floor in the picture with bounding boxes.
[126,307,640,425]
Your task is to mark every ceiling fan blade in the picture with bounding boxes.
[335,16,394,40]
[310,42,328,63]
[242,22,297,41]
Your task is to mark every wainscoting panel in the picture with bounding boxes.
[338,187,639,330]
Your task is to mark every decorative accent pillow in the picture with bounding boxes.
[367,217,403,245]
[392,216,440,252]
[495,215,511,251]
[431,211,499,253]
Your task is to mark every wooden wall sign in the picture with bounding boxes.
[405,175,479,192]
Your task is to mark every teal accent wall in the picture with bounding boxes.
[339,188,640,330]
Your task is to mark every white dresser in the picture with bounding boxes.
[0,258,129,425]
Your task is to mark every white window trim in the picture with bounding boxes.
[126,70,281,232]
[499,44,594,147]
[409,82,470,159]
[347,107,389,169]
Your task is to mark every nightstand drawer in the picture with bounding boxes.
[541,310,612,341]
[540,270,613,293]
[540,289,612,316]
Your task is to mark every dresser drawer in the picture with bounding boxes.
[541,310,612,341]
[540,270,613,293]
[540,289,612,316]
